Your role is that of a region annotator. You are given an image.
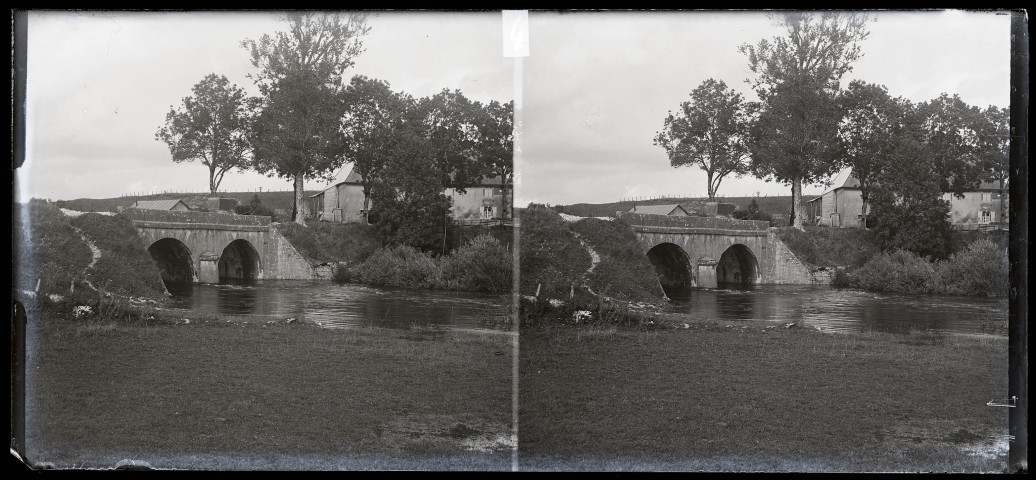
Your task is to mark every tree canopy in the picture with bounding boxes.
[836,80,907,226]
[741,12,873,229]
[340,75,417,224]
[654,78,752,199]
[155,73,258,195]
[242,12,370,225]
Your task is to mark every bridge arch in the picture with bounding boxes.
[646,242,693,299]
[716,243,760,288]
[148,238,195,285]
[218,239,262,282]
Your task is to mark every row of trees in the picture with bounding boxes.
[654,12,1010,249]
[155,12,513,252]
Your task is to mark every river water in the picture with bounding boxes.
[162,280,513,332]
[668,285,1008,337]
[161,281,1006,337]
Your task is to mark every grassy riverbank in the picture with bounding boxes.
[25,312,514,470]
[518,322,1009,472]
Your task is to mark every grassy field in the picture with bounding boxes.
[518,322,1009,473]
[25,313,515,471]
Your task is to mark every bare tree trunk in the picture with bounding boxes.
[791,178,805,230]
[362,185,371,225]
[293,174,306,226]
[209,165,218,197]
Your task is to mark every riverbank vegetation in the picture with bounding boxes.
[335,234,512,294]
[518,205,666,329]
[519,322,1008,472]
[25,313,514,470]
[834,239,1008,297]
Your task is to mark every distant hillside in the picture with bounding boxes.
[53,191,317,214]
[556,195,819,219]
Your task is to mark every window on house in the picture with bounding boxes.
[482,205,494,219]
[981,192,992,202]
[981,210,992,223]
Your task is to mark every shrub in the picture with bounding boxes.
[351,245,444,290]
[441,234,512,293]
[934,239,1009,297]
[848,249,936,294]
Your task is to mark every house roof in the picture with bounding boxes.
[812,167,1003,201]
[628,204,688,216]
[132,199,189,211]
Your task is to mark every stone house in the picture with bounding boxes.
[307,167,511,224]
[808,167,1008,228]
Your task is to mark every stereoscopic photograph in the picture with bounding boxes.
[13,10,516,471]
[513,9,1021,473]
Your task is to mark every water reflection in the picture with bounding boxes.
[162,280,511,331]
[669,285,1007,336]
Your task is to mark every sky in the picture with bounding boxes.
[17,10,514,202]
[16,10,1013,206]
[515,10,1012,206]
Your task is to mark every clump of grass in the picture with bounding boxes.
[519,293,660,330]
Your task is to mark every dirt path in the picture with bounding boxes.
[60,209,102,292]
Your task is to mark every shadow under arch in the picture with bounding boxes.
[219,239,261,282]
[646,242,693,299]
[717,243,759,289]
[148,238,195,286]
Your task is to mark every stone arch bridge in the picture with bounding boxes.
[617,212,815,297]
[124,209,314,284]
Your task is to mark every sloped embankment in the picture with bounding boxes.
[14,200,168,310]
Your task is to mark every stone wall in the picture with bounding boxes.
[265,225,316,280]
[765,230,815,285]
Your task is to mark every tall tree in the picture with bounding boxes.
[155,74,258,196]
[740,12,873,229]
[915,93,988,197]
[836,81,906,228]
[419,89,484,192]
[868,105,956,259]
[340,75,416,224]
[976,105,1010,222]
[368,131,452,252]
[654,78,752,200]
[242,12,370,225]
[471,99,514,218]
